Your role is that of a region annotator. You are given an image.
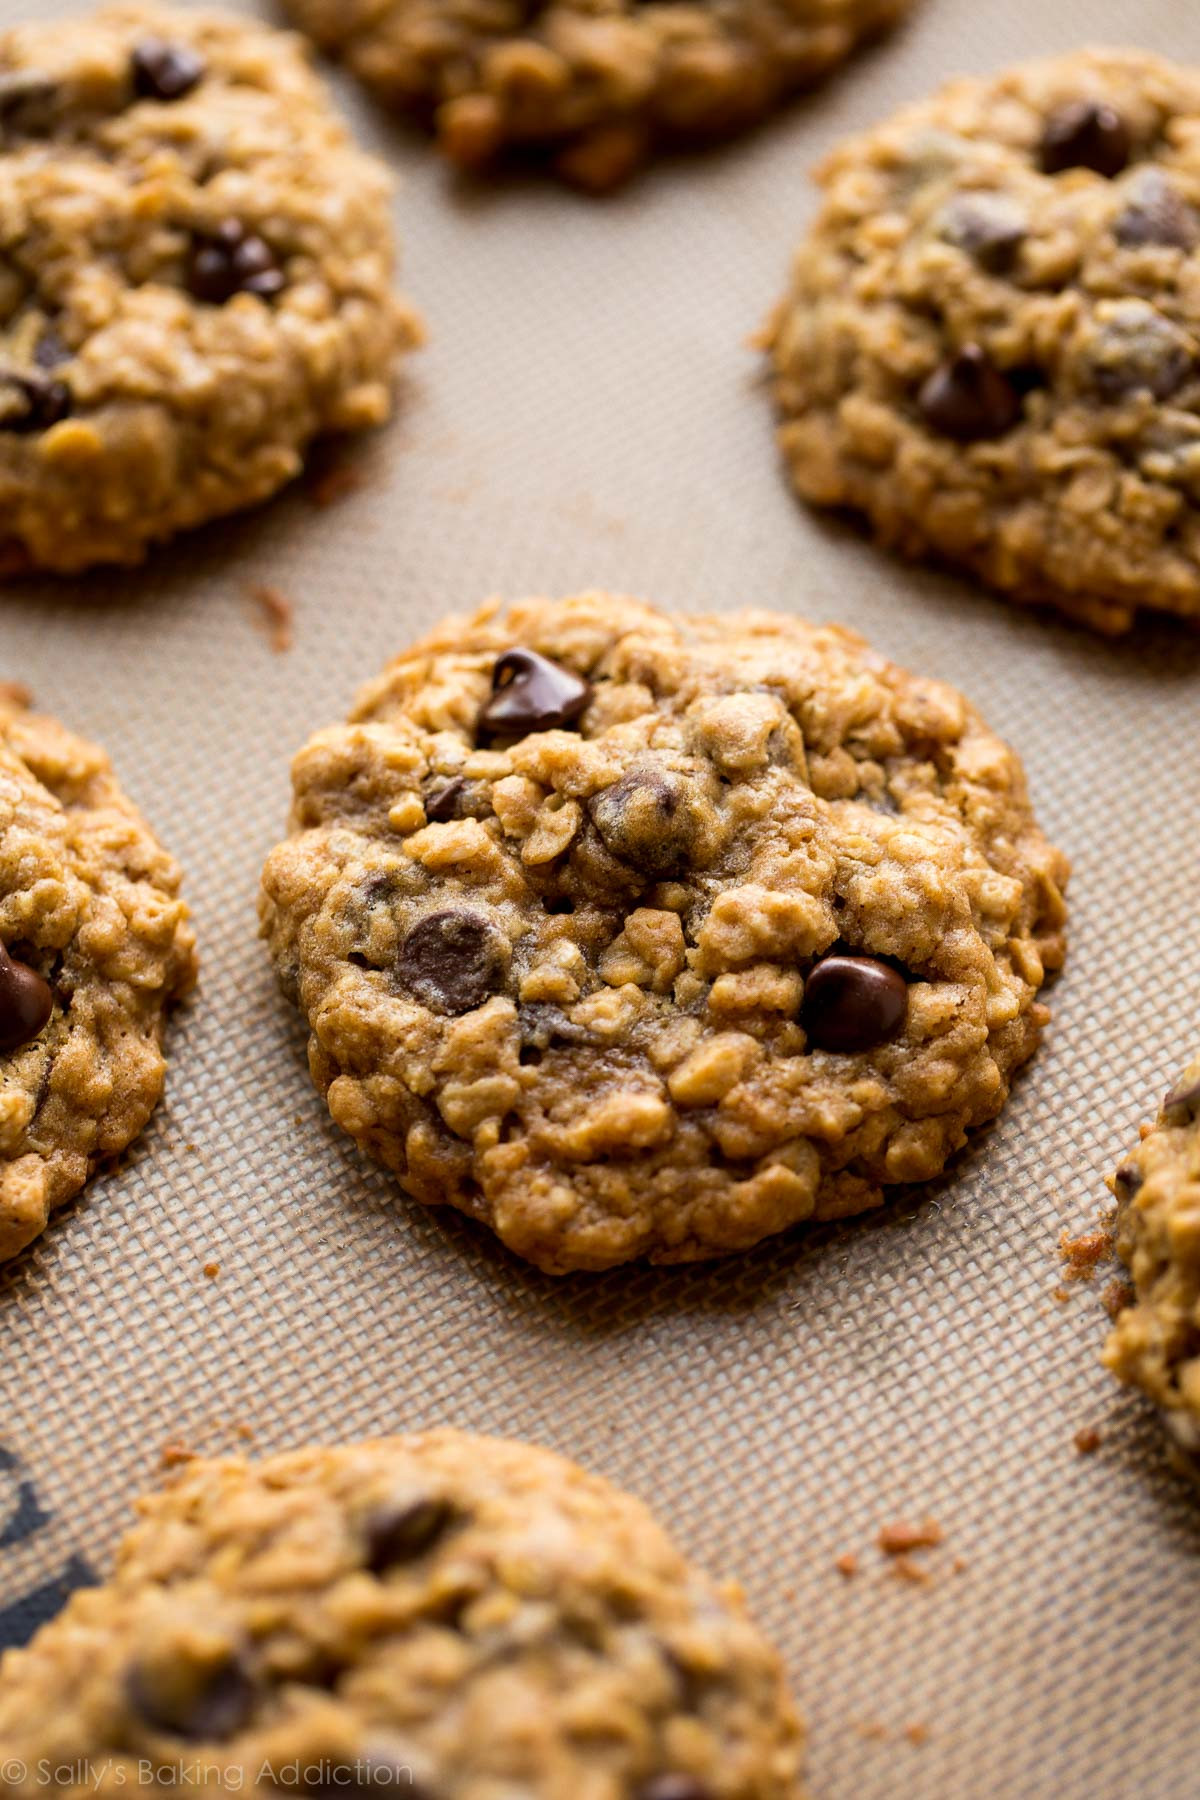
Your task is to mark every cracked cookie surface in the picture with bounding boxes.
[260,593,1068,1274]
[763,49,1200,633]
[0,1429,806,1799]
[282,0,912,192]
[1104,1057,1200,1465]
[0,2,419,573]
[0,690,196,1259]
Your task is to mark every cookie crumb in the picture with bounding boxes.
[1074,1426,1103,1455]
[0,680,33,709]
[1102,1276,1135,1319]
[905,1723,930,1746]
[858,1722,889,1742]
[951,1555,968,1575]
[160,1441,196,1470]
[889,1553,934,1586]
[834,1551,858,1578]
[246,581,294,653]
[235,1422,256,1441]
[878,1518,943,1554]
[1058,1226,1112,1281]
[306,458,365,508]
[202,1261,219,1280]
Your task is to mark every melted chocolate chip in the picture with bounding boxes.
[364,1497,454,1571]
[1114,1162,1144,1197]
[1114,169,1198,249]
[917,345,1020,441]
[0,371,71,434]
[186,220,285,304]
[519,1002,593,1051]
[32,329,69,370]
[132,39,206,101]
[588,766,702,878]
[1083,303,1193,403]
[637,1779,711,1800]
[479,648,591,738]
[0,943,52,1052]
[396,909,507,1015]
[425,777,467,822]
[126,1649,256,1741]
[1041,100,1131,178]
[939,193,1027,272]
[801,954,907,1054]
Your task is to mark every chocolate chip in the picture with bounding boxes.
[132,39,206,102]
[519,1002,592,1050]
[126,1649,256,1741]
[917,345,1020,441]
[0,943,52,1052]
[479,648,591,738]
[1114,1162,1144,1196]
[186,220,285,304]
[801,954,907,1054]
[1114,169,1198,249]
[939,193,1027,272]
[396,909,507,1015]
[364,1498,454,1571]
[0,371,71,434]
[1041,100,1131,178]
[637,1779,711,1800]
[425,777,467,822]
[588,766,702,878]
[0,69,57,137]
[1082,302,1194,403]
[32,329,69,370]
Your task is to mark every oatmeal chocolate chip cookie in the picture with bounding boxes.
[281,0,913,194]
[259,593,1068,1274]
[0,1430,806,1798]
[762,50,1200,634]
[0,689,196,1258]
[0,3,420,574]
[1104,1058,1200,1466]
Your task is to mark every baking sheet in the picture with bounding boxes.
[2,0,1200,1792]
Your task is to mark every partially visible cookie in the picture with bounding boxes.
[0,689,196,1258]
[0,1429,806,1798]
[282,0,913,192]
[260,592,1068,1274]
[1104,1059,1200,1465]
[763,50,1200,633]
[0,2,420,573]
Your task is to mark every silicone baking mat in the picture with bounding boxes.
[2,0,1199,1791]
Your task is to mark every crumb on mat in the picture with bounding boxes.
[246,581,294,653]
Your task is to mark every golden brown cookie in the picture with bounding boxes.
[260,593,1068,1273]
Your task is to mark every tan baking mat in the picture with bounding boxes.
[2,0,1200,1790]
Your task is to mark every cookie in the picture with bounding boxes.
[282,0,913,194]
[0,1429,806,1798]
[762,50,1200,634]
[0,688,196,1259]
[0,2,420,574]
[259,593,1068,1274]
[1103,1059,1200,1466]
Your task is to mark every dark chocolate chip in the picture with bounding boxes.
[364,1497,454,1571]
[1114,1162,1144,1197]
[519,1002,592,1050]
[396,909,507,1015]
[917,345,1020,441]
[424,777,467,822]
[126,1649,256,1741]
[479,648,591,738]
[637,1779,711,1800]
[32,329,69,370]
[1041,100,1131,178]
[938,193,1027,272]
[1083,303,1193,403]
[0,69,57,136]
[0,943,52,1052]
[588,766,702,878]
[132,39,206,102]
[801,954,907,1055]
[186,220,285,304]
[1114,169,1198,249]
[0,371,71,434]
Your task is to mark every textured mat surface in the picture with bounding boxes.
[1,0,1199,1794]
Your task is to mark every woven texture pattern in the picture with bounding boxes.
[1,0,1199,1794]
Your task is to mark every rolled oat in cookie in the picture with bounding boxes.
[0,1430,807,1799]
[0,690,196,1259]
[762,50,1200,633]
[1104,1057,1200,1470]
[260,593,1068,1274]
[0,2,420,574]
[281,0,914,193]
